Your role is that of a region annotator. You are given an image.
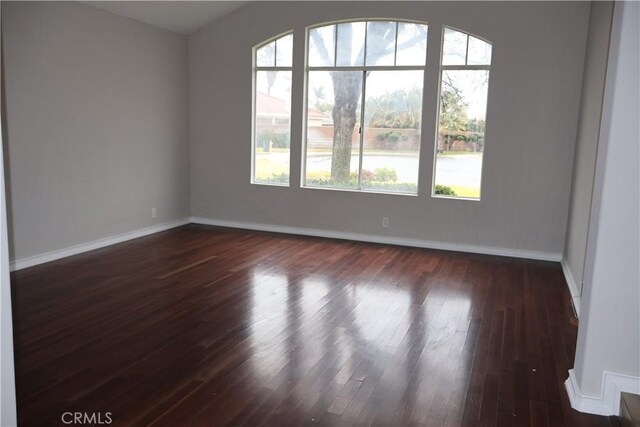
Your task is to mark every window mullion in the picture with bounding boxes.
[307,66,425,72]
[333,25,338,66]
[464,35,469,66]
[441,65,490,71]
[256,67,293,72]
[393,22,399,66]
[363,21,369,66]
[357,70,367,191]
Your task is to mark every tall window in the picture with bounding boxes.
[304,20,428,194]
[252,33,293,185]
[433,27,491,199]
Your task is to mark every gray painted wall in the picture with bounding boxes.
[573,0,639,396]
[189,1,590,256]
[563,2,613,302]
[2,1,190,262]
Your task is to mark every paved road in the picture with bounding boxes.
[433,154,483,188]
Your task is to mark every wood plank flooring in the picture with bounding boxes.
[10,224,613,426]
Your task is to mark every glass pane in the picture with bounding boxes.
[467,35,492,65]
[366,21,397,66]
[305,71,362,189]
[434,69,490,199]
[275,34,293,67]
[256,41,275,67]
[361,70,423,194]
[254,70,292,185]
[336,22,366,66]
[395,23,428,66]
[442,27,467,66]
[309,25,335,67]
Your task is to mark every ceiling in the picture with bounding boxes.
[81,1,251,35]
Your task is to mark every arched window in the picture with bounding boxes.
[252,32,293,185]
[433,27,492,199]
[303,20,428,194]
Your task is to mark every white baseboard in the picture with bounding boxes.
[561,259,582,318]
[190,216,562,262]
[566,369,640,416]
[10,218,190,271]
[10,216,563,272]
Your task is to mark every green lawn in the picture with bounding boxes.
[445,185,480,199]
[254,157,288,180]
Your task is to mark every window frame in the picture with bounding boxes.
[251,31,294,187]
[431,26,492,201]
[301,19,429,196]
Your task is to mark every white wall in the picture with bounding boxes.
[189,1,590,257]
[0,2,18,424]
[2,2,191,262]
[563,1,614,315]
[571,0,640,407]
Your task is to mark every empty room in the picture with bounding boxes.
[0,1,638,426]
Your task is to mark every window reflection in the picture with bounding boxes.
[249,269,289,379]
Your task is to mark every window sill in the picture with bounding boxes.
[431,194,481,202]
[301,185,418,197]
[251,181,290,188]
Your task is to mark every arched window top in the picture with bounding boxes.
[255,32,293,68]
[308,20,429,67]
[442,27,492,67]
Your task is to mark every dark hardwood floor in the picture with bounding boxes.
[11,224,612,426]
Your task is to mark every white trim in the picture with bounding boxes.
[561,259,582,318]
[190,216,562,262]
[565,369,640,416]
[10,218,190,271]
[9,216,563,272]
[307,65,426,72]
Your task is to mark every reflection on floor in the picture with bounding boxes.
[11,224,612,426]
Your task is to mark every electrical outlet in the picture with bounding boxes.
[382,217,389,228]
[151,207,157,219]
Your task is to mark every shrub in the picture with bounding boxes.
[443,132,467,143]
[361,169,375,182]
[373,167,398,182]
[434,185,457,196]
[306,176,416,193]
[363,182,417,193]
[376,131,404,143]
[261,172,289,183]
